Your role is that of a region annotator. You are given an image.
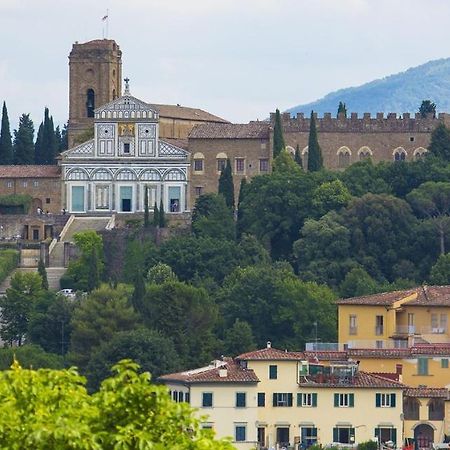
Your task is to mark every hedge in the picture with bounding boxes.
[0,249,20,284]
[0,194,33,214]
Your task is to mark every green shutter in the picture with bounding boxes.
[334,393,339,407]
[333,428,339,443]
[376,393,381,407]
[350,428,355,442]
[391,393,396,408]
[287,393,293,407]
[392,428,397,445]
[349,393,354,407]
[374,428,379,438]
[312,393,317,407]
[273,393,277,407]
[297,393,302,407]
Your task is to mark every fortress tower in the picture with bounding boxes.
[68,39,122,148]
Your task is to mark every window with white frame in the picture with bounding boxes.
[375,393,396,408]
[235,424,247,442]
[95,185,110,209]
[334,393,354,407]
[298,392,317,407]
[273,393,293,407]
[235,158,245,173]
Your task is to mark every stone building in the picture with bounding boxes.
[67,39,228,148]
[61,81,190,215]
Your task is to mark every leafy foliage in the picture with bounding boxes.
[419,99,436,118]
[0,249,19,284]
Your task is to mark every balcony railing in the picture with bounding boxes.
[420,326,448,335]
[394,325,416,335]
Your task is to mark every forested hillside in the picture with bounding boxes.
[3,124,450,384]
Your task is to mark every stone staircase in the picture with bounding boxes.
[62,217,111,242]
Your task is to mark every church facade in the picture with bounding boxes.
[60,82,190,215]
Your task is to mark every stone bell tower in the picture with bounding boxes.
[68,39,122,148]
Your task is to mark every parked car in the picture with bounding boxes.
[57,288,76,298]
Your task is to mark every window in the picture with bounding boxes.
[202,392,213,407]
[168,186,181,213]
[123,143,130,154]
[297,392,317,407]
[334,393,354,407]
[6,181,12,188]
[217,158,226,172]
[172,391,178,401]
[394,150,406,161]
[33,180,39,187]
[86,88,95,118]
[178,391,184,402]
[46,198,51,204]
[185,392,190,403]
[193,159,204,172]
[194,186,203,197]
[333,427,355,444]
[428,398,445,420]
[235,158,245,173]
[273,393,293,407]
[337,148,351,168]
[410,136,415,142]
[259,158,269,172]
[403,397,420,420]
[375,315,384,335]
[22,181,27,187]
[349,315,357,335]
[96,185,110,210]
[202,423,213,430]
[442,358,449,369]
[235,425,246,442]
[301,427,318,447]
[269,365,278,379]
[375,393,396,408]
[257,392,265,407]
[236,392,246,408]
[418,357,429,375]
[375,427,397,445]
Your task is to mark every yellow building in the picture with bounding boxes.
[337,286,450,349]
[160,345,406,450]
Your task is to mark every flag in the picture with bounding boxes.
[102,14,108,21]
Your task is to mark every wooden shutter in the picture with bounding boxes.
[333,428,339,443]
[392,428,397,444]
[349,393,354,407]
[273,393,277,407]
[391,393,396,408]
[312,393,317,407]
[297,393,302,407]
[376,393,381,407]
[287,393,293,407]
[334,393,339,407]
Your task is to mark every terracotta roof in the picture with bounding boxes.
[337,285,450,307]
[236,347,304,361]
[189,122,270,139]
[304,351,348,362]
[369,372,401,382]
[0,165,61,178]
[150,103,228,123]
[158,358,259,384]
[299,371,405,389]
[405,387,449,398]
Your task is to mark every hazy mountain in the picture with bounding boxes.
[286,58,450,117]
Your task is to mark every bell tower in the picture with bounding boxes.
[68,39,122,148]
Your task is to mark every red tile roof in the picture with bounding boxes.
[299,371,406,389]
[189,122,270,139]
[0,165,60,178]
[158,358,259,384]
[337,289,417,306]
[150,103,228,123]
[236,347,304,361]
[405,387,449,398]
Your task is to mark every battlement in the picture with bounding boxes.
[270,111,449,133]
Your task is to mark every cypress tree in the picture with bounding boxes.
[272,108,285,158]
[61,123,68,151]
[337,101,347,117]
[153,201,160,226]
[131,271,146,314]
[0,101,13,164]
[34,122,44,164]
[307,111,323,172]
[144,186,150,228]
[159,199,166,228]
[87,247,100,292]
[37,259,49,290]
[236,177,248,238]
[54,125,63,153]
[14,114,35,164]
[218,158,235,210]
[294,143,303,168]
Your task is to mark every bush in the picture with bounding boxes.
[0,194,32,214]
[0,249,19,284]
[359,441,378,450]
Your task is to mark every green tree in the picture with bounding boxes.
[69,284,138,368]
[419,100,436,118]
[407,181,450,255]
[131,270,146,314]
[312,179,352,217]
[429,123,450,161]
[192,193,235,240]
[294,144,303,168]
[337,101,347,117]
[153,201,159,226]
[142,281,218,367]
[218,158,235,210]
[272,148,302,174]
[273,108,286,158]
[37,258,49,290]
[143,186,150,228]
[86,328,180,389]
[87,247,100,292]
[0,101,13,165]
[0,344,64,370]
[159,198,166,227]
[0,272,44,346]
[34,122,44,164]
[0,360,234,449]
[339,267,379,298]
[13,113,34,164]
[236,177,248,238]
[147,262,178,284]
[307,111,323,172]
[429,253,450,285]
[34,107,57,165]
[223,319,256,356]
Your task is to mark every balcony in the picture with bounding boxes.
[393,325,416,335]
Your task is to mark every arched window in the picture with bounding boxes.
[86,89,95,118]
[337,146,351,168]
[414,147,428,161]
[393,148,407,161]
[286,146,295,157]
[193,152,205,172]
[428,398,445,420]
[403,397,420,420]
[216,152,228,172]
[358,146,372,161]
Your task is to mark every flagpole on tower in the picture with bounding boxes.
[101,10,109,39]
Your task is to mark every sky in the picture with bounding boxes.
[2,0,450,130]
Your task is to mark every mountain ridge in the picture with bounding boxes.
[286,58,450,116]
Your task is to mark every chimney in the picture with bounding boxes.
[396,364,403,375]
[219,369,228,378]
[267,341,272,348]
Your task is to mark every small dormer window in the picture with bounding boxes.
[124,143,130,154]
